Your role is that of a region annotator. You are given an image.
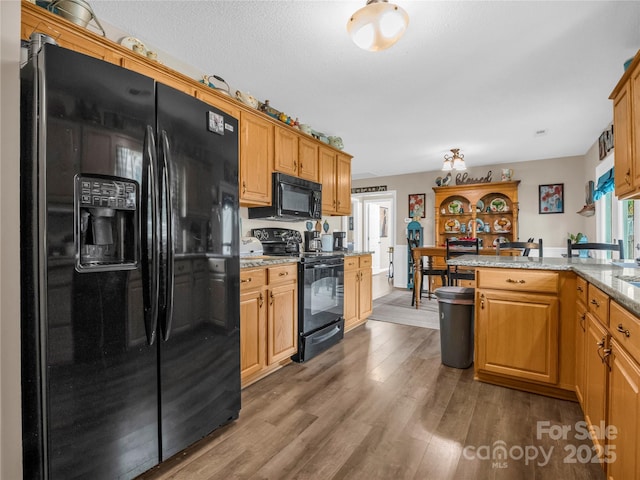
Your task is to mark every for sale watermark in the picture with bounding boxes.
[462,420,617,469]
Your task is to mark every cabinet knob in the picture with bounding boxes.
[590,298,600,308]
[577,286,583,293]
[617,323,631,337]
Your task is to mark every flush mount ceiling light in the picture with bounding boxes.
[442,148,466,171]
[347,0,409,52]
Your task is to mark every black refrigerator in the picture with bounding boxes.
[20,43,241,479]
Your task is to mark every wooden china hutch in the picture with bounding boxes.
[433,181,520,248]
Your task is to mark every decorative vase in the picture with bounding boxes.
[306,221,313,232]
[323,220,330,233]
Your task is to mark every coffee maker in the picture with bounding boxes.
[333,231,346,251]
[304,231,321,252]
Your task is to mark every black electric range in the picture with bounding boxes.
[250,228,345,361]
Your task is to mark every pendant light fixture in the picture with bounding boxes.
[442,148,466,171]
[347,0,409,52]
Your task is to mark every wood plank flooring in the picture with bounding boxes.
[139,318,605,480]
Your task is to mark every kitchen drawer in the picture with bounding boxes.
[240,268,267,290]
[576,276,588,305]
[476,268,558,293]
[359,255,372,268]
[587,284,609,326]
[267,264,297,285]
[610,301,640,363]
[344,256,359,270]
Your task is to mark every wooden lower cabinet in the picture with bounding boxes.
[474,268,576,399]
[240,263,297,387]
[343,255,372,332]
[476,289,559,384]
[607,339,640,479]
[575,298,588,406]
[584,314,609,464]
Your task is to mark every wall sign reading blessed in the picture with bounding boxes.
[351,185,387,193]
[455,171,492,185]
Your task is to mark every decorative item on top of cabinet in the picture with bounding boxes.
[433,181,519,248]
[610,49,640,199]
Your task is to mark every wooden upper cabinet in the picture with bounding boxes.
[336,152,351,215]
[21,1,121,65]
[274,126,299,177]
[120,56,196,96]
[319,146,352,216]
[274,127,319,182]
[194,88,241,120]
[298,136,319,182]
[613,82,633,197]
[611,50,640,199]
[319,147,338,214]
[240,112,273,206]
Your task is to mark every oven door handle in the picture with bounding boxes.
[310,324,342,344]
[308,263,341,269]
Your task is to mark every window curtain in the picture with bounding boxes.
[593,167,614,200]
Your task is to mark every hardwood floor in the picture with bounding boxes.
[139,319,605,480]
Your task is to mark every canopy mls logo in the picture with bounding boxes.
[462,420,618,469]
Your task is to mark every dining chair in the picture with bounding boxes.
[497,238,543,257]
[566,239,625,259]
[446,238,479,286]
[408,239,447,305]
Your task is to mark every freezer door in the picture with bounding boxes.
[156,83,241,460]
[21,45,159,479]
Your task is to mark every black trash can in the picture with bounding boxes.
[434,286,475,368]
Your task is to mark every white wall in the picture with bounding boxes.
[353,155,591,250]
[1,1,24,478]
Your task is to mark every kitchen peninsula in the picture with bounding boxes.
[448,255,640,477]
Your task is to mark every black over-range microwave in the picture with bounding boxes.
[248,172,322,221]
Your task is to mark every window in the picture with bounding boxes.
[596,157,636,259]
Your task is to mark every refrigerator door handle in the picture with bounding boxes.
[141,125,160,345]
[160,130,175,341]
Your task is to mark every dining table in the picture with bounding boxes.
[411,246,520,308]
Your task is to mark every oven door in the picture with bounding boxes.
[301,258,344,334]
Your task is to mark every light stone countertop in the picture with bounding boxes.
[448,255,640,317]
[239,251,373,269]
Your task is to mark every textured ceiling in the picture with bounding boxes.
[89,1,640,180]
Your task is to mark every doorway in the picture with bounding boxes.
[349,192,396,276]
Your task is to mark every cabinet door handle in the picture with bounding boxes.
[617,323,631,337]
[242,181,247,194]
[279,271,288,277]
[270,291,274,306]
[596,337,607,363]
[480,293,485,309]
[577,286,583,293]
[579,313,586,331]
[293,161,297,170]
[258,292,264,308]
[241,277,252,283]
[590,298,600,308]
[506,278,525,284]
[626,168,632,185]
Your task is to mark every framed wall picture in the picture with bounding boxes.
[408,193,426,219]
[539,184,564,214]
